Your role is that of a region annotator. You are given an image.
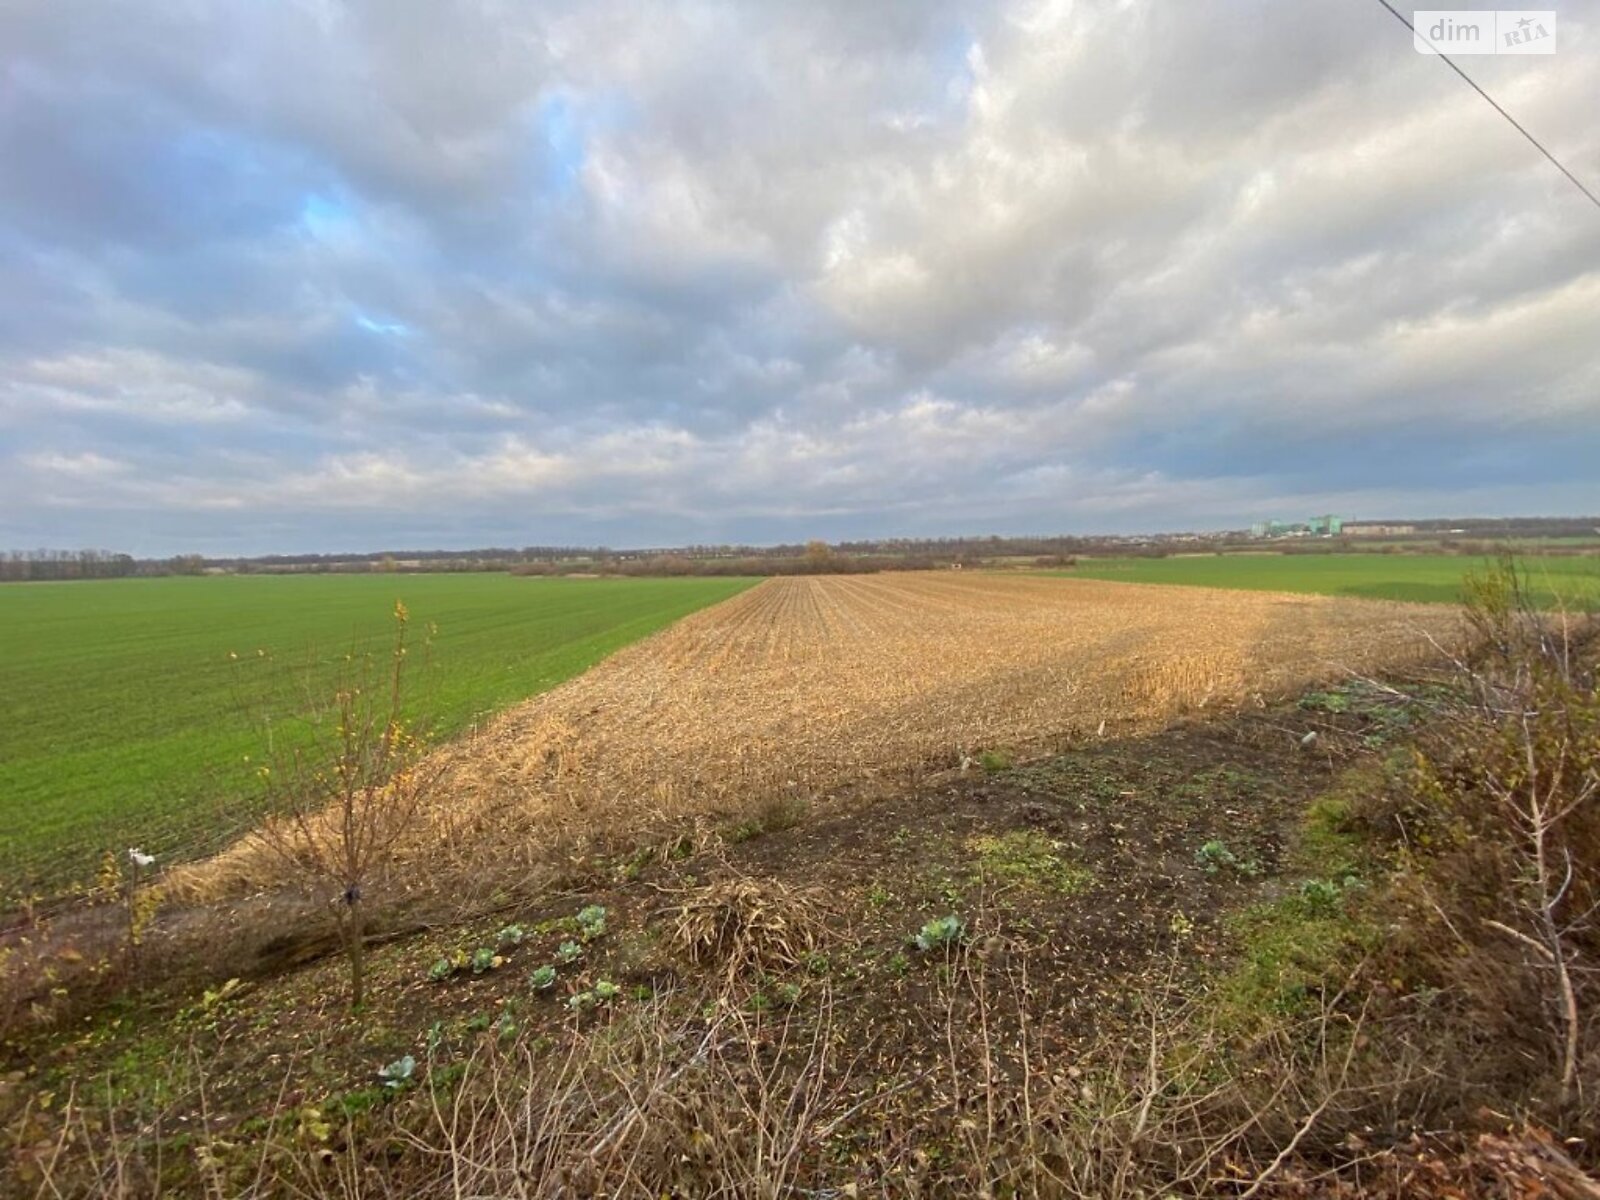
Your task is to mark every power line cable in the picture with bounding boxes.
[1371,0,1600,212]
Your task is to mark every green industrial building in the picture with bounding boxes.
[1250,515,1344,538]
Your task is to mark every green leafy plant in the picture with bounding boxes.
[496,924,526,948]
[576,905,608,940]
[470,947,501,975]
[1298,878,1344,914]
[555,940,583,964]
[569,978,621,1012]
[377,1054,416,1091]
[427,957,454,983]
[529,964,557,991]
[913,914,966,952]
[1195,839,1262,877]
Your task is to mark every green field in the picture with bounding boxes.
[1056,552,1600,607]
[0,574,755,899]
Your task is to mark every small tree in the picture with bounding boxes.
[254,601,436,1007]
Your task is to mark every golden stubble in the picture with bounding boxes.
[172,574,1461,901]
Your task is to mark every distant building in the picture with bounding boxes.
[1250,515,1345,539]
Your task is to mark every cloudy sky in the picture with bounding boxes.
[2,1,1597,555]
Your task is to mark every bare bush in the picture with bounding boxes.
[249,602,440,1007]
[1356,554,1599,1119]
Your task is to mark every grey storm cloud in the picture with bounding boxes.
[1,0,1598,554]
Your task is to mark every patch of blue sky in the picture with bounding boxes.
[933,23,978,110]
[525,88,640,199]
[353,310,410,337]
[534,92,586,198]
[300,191,358,240]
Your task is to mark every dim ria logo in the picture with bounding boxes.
[1414,10,1555,54]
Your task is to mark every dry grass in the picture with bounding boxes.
[656,876,828,993]
[30,946,1574,1200]
[171,574,1458,901]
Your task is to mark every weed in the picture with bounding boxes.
[923,872,965,908]
[1299,690,1351,714]
[1297,878,1347,915]
[617,845,654,880]
[335,1086,387,1118]
[1194,839,1262,878]
[428,1061,466,1095]
[753,792,809,836]
[978,748,1014,772]
[968,829,1092,894]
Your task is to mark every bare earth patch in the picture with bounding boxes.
[176,574,1458,899]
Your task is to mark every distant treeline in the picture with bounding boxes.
[510,552,947,578]
[2,549,152,582]
[7,517,1595,583]
[1365,516,1600,538]
[1,551,222,583]
[1261,536,1600,558]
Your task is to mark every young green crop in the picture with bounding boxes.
[0,574,755,900]
[1052,552,1600,608]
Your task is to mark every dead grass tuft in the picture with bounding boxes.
[657,876,828,990]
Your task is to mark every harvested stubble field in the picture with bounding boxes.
[180,573,1458,900]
